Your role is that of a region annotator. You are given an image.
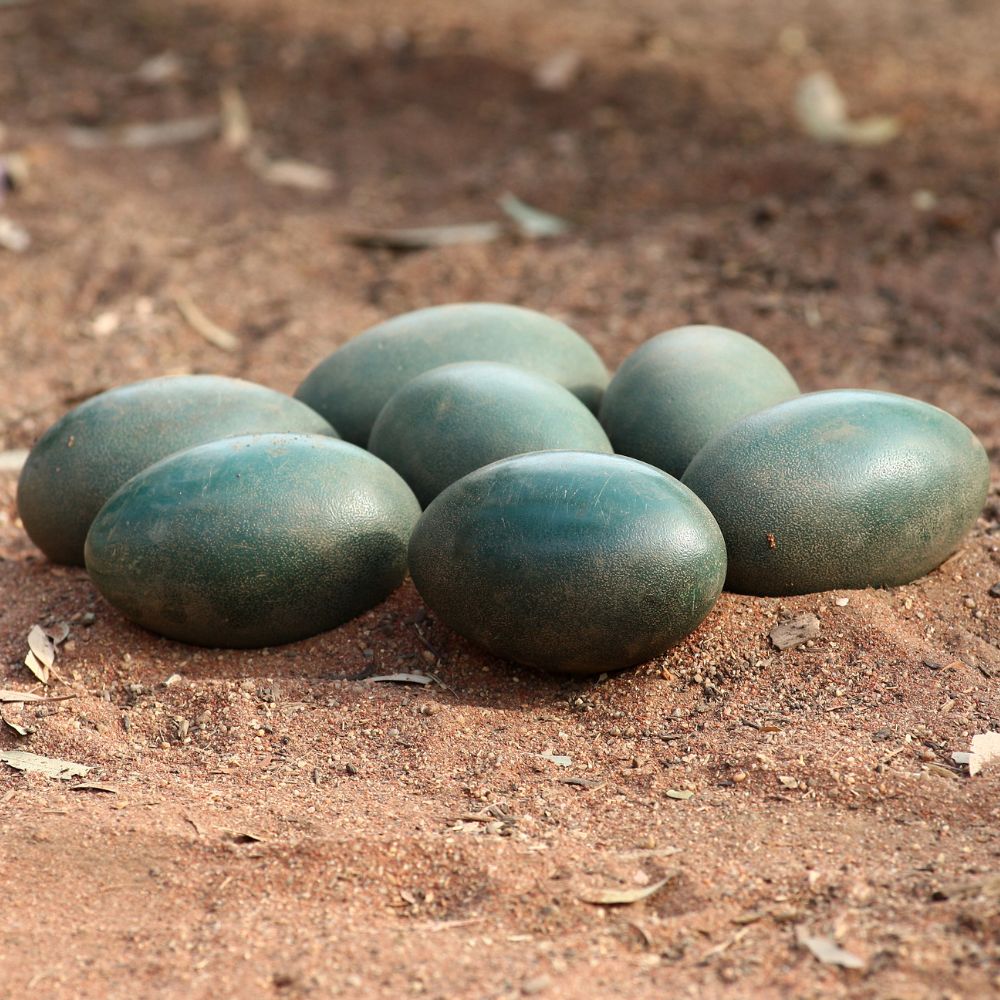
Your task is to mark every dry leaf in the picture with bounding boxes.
[0,710,32,737]
[540,751,573,767]
[0,690,75,704]
[134,51,184,86]
[0,448,28,473]
[343,222,502,250]
[220,84,252,151]
[47,622,70,646]
[557,776,603,789]
[174,290,240,352]
[69,783,118,794]
[23,650,49,685]
[533,49,582,91]
[794,72,900,147]
[499,194,570,239]
[367,673,435,686]
[769,614,820,650]
[0,750,90,780]
[666,789,694,800]
[246,149,335,192]
[27,625,55,669]
[67,116,219,150]
[579,873,677,906]
[796,926,865,969]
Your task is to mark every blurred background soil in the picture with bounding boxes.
[1,1,999,997]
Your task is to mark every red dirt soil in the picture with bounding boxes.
[1,1,999,997]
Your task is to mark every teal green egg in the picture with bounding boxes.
[16,375,337,566]
[294,303,610,445]
[84,434,420,648]
[681,390,990,595]
[368,362,613,507]
[408,451,727,676]
[599,325,799,478]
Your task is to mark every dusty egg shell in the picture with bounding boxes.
[408,451,727,676]
[16,375,337,566]
[599,325,799,478]
[294,302,610,445]
[681,389,991,596]
[84,434,420,648]
[368,361,613,507]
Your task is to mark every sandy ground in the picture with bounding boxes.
[1,1,999,997]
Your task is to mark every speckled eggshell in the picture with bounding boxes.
[599,325,799,478]
[681,390,990,595]
[17,375,337,566]
[408,451,727,676]
[84,434,420,648]
[368,362,613,507]
[295,303,610,445]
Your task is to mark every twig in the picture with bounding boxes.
[174,290,240,352]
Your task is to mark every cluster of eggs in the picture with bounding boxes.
[16,303,989,676]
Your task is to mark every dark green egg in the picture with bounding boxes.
[84,434,420,648]
[681,390,990,596]
[408,451,727,676]
[295,303,610,445]
[368,362,613,507]
[599,325,799,478]
[17,375,337,566]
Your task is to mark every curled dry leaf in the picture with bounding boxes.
[367,673,435,686]
[69,783,118,794]
[27,625,55,669]
[794,72,900,147]
[579,872,677,906]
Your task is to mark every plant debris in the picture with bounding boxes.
[769,614,821,650]
[173,289,240,352]
[366,673,435,686]
[665,789,694,800]
[794,71,900,146]
[0,689,75,704]
[533,48,583,92]
[579,873,677,906]
[134,51,184,86]
[795,927,865,969]
[342,222,502,251]
[67,115,219,150]
[0,750,90,780]
[220,84,252,151]
[499,193,570,239]
[246,148,335,192]
[69,783,118,794]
